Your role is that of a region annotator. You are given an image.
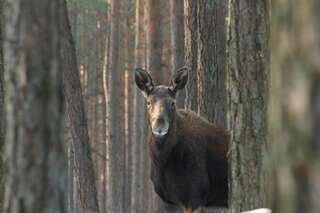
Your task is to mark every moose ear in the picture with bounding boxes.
[135,68,154,97]
[170,67,189,94]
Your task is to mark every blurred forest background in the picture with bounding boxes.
[0,0,319,213]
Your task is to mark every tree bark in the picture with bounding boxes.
[197,0,228,128]
[0,0,4,210]
[60,0,100,212]
[132,0,148,212]
[107,0,125,212]
[146,0,164,84]
[170,0,185,108]
[184,0,199,112]
[3,0,67,212]
[228,0,270,211]
[124,1,134,211]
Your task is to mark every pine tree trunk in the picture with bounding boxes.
[132,0,148,212]
[170,0,185,108]
[107,0,125,212]
[60,0,100,212]
[195,1,228,212]
[184,0,199,112]
[146,0,164,84]
[228,0,270,211]
[0,0,4,210]
[124,1,133,211]
[3,0,67,212]
[197,0,228,128]
[162,0,172,83]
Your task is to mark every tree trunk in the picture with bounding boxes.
[146,0,164,84]
[170,0,185,108]
[107,0,125,212]
[228,0,270,212]
[162,0,172,84]
[0,0,4,210]
[184,0,199,112]
[60,0,100,212]
[124,1,134,211]
[197,0,228,127]
[132,0,148,212]
[3,0,67,212]
[195,1,228,212]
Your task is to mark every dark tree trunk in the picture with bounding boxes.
[0,0,4,211]
[170,0,185,108]
[228,0,270,211]
[132,0,149,212]
[197,0,228,128]
[60,0,100,212]
[124,1,133,211]
[184,0,199,112]
[3,0,67,212]
[107,0,125,212]
[146,0,164,84]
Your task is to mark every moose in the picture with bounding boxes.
[135,67,229,213]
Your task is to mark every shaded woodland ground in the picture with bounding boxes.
[0,0,319,213]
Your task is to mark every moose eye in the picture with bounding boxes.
[147,101,151,106]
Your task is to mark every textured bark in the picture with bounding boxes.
[146,0,164,84]
[170,0,185,108]
[3,0,67,212]
[60,0,99,212]
[196,1,228,212]
[228,0,270,212]
[162,0,172,84]
[0,0,4,210]
[197,0,228,128]
[184,0,198,112]
[132,0,148,212]
[107,0,125,212]
[124,2,133,212]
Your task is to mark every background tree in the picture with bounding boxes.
[228,0,270,212]
[60,0,100,212]
[3,0,67,212]
[0,0,4,211]
[107,0,125,212]
[184,0,199,111]
[170,0,185,107]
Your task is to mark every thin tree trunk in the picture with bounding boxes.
[170,0,185,108]
[162,0,172,83]
[107,0,125,212]
[124,1,134,211]
[184,0,199,112]
[3,0,67,212]
[102,3,111,213]
[146,0,164,84]
[132,0,147,212]
[60,0,100,212]
[228,0,270,212]
[0,0,4,210]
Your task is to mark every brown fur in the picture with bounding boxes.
[149,109,229,211]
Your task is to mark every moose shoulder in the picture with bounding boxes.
[135,67,229,213]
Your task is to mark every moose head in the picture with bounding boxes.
[135,67,188,140]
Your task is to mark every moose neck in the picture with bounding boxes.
[150,109,181,168]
